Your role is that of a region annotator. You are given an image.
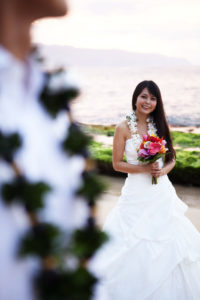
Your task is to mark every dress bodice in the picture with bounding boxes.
[124,111,163,167]
[125,137,142,165]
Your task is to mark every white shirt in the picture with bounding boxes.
[0,46,87,299]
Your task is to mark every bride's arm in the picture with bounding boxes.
[112,123,151,174]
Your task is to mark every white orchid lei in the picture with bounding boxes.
[126,110,157,148]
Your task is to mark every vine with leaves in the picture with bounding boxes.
[0,68,108,300]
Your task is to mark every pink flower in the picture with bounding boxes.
[138,149,149,157]
[161,139,167,146]
[148,143,161,155]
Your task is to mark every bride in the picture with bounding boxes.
[91,80,200,300]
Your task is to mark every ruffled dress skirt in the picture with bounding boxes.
[90,173,200,300]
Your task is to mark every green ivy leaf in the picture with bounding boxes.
[77,171,107,206]
[62,123,92,157]
[2,177,51,212]
[35,267,97,300]
[0,132,22,162]
[20,223,62,258]
[70,218,108,259]
[40,70,80,118]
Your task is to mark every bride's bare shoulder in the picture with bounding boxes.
[116,120,129,130]
[114,120,130,139]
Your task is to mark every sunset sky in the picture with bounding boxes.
[33,0,200,65]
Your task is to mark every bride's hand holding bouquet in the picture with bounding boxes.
[137,134,168,184]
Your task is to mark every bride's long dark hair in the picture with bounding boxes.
[132,80,175,163]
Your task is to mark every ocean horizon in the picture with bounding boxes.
[39,45,200,127]
[71,65,200,127]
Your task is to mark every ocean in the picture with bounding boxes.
[71,65,200,126]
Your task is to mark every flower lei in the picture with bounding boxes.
[126,110,157,148]
[0,67,108,299]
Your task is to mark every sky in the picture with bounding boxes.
[33,0,200,65]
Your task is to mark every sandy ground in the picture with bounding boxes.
[96,175,200,231]
[170,126,200,134]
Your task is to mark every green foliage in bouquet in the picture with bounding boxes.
[137,153,165,164]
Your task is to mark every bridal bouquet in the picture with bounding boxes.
[137,134,168,184]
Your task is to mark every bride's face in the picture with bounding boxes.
[136,88,157,116]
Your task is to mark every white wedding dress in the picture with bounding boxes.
[90,114,200,300]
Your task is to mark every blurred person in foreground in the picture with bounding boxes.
[0,1,87,299]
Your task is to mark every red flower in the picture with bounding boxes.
[143,135,149,141]
[140,142,145,149]
[150,136,159,142]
